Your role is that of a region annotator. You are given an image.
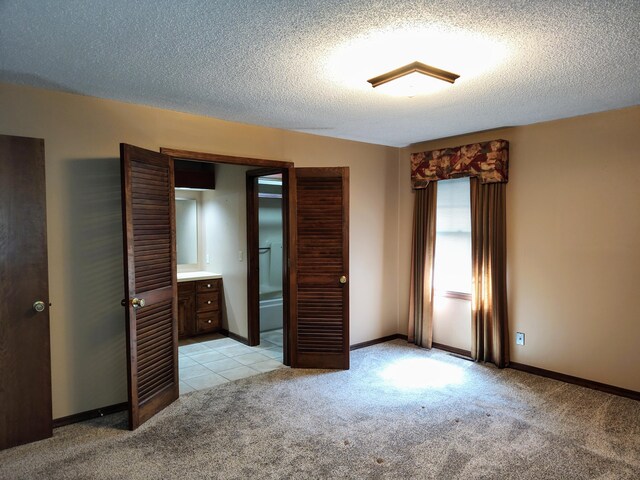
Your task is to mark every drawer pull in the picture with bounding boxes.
[207,283,211,288]
[207,319,212,324]
[207,300,212,304]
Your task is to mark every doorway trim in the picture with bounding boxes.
[160,148,293,169]
[160,148,293,366]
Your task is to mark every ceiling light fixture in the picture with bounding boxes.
[367,61,460,90]
[327,27,508,96]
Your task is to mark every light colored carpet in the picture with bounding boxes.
[1,340,639,479]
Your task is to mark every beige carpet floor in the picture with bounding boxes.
[1,339,639,479]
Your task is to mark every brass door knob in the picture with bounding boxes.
[33,301,46,313]
[131,298,146,309]
[339,275,347,284]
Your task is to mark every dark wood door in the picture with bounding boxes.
[120,144,178,430]
[0,135,52,450]
[290,167,349,369]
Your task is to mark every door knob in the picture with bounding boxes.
[131,298,146,309]
[339,275,347,284]
[33,301,46,313]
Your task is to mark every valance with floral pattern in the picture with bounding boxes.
[411,139,509,189]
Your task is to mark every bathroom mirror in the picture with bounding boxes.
[175,198,198,265]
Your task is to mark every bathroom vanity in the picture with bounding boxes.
[177,272,223,339]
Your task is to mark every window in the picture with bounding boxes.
[433,177,471,295]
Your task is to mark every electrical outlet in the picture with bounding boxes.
[205,253,210,264]
[516,332,525,346]
[238,250,243,262]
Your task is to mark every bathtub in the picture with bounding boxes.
[260,295,283,332]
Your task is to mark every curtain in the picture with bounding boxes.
[408,183,437,348]
[470,178,509,367]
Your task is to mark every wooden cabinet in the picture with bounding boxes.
[177,278,222,339]
[177,282,195,338]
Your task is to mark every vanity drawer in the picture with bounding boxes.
[196,279,220,292]
[196,311,221,333]
[196,292,219,311]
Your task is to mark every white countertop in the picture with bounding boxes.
[177,271,222,282]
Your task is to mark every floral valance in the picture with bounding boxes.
[411,139,509,189]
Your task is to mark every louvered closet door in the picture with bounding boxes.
[120,144,178,430]
[291,167,349,369]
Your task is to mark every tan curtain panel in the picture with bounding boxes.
[470,178,509,367]
[411,140,508,189]
[408,183,437,349]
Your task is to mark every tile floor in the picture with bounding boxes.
[178,329,284,395]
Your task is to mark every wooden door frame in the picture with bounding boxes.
[160,148,293,366]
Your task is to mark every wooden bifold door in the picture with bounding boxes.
[120,144,179,430]
[121,145,350,429]
[290,167,349,370]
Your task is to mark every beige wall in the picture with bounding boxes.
[0,83,399,419]
[432,297,472,352]
[203,165,253,339]
[399,106,640,392]
[2,80,636,420]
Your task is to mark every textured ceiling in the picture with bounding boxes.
[1,1,639,147]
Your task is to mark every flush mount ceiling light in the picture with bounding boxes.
[367,61,460,88]
[326,27,508,97]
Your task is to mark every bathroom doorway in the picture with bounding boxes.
[122,144,349,428]
[174,163,289,395]
[246,168,289,364]
[255,174,284,350]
